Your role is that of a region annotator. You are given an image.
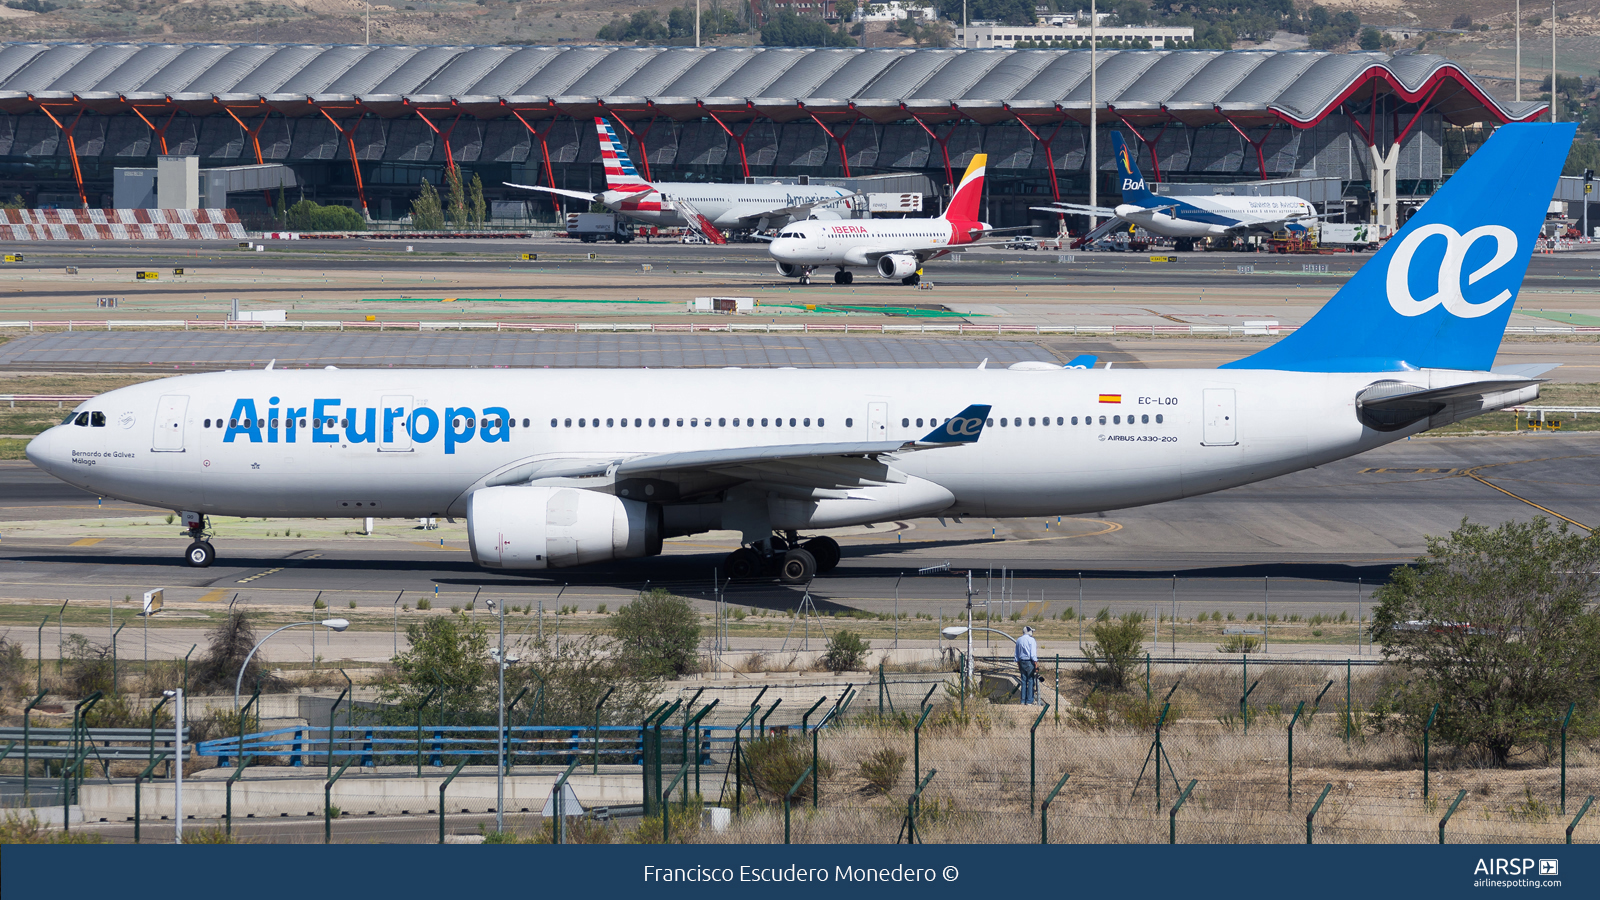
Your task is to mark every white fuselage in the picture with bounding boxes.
[769,218,977,270]
[26,366,1523,531]
[610,183,853,229]
[1117,196,1314,239]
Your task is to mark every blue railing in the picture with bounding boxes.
[197,724,731,768]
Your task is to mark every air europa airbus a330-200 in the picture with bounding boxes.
[27,124,1575,583]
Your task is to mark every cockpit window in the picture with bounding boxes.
[90,411,106,427]
[61,411,80,425]
[74,412,90,427]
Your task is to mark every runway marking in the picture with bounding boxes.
[236,552,323,584]
[1021,601,1048,617]
[197,589,228,602]
[68,538,103,546]
[1359,467,1459,474]
[1459,462,1592,532]
[409,541,461,550]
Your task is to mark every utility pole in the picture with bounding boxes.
[1088,0,1098,233]
[1550,0,1557,123]
[696,0,701,48]
[1516,0,1522,102]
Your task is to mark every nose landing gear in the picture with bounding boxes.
[721,533,842,583]
[180,511,215,568]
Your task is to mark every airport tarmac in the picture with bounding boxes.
[0,239,1596,331]
[2,433,1594,665]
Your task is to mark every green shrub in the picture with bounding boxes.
[285,198,366,232]
[0,812,103,843]
[1084,615,1145,689]
[1217,634,1263,653]
[610,590,701,678]
[743,735,829,801]
[182,825,237,843]
[821,629,870,673]
[858,746,906,795]
[416,597,431,610]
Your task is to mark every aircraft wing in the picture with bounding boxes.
[485,404,991,493]
[504,181,600,204]
[1032,203,1119,218]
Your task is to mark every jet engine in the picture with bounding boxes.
[467,485,661,569]
[876,253,918,280]
[775,262,804,278]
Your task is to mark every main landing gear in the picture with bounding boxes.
[833,269,853,285]
[723,533,842,584]
[900,273,921,286]
[181,511,215,567]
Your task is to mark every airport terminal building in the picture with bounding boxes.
[0,43,1544,231]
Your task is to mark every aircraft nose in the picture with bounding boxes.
[25,428,58,472]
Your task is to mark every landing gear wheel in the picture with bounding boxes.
[778,547,817,584]
[725,547,762,580]
[185,541,215,568]
[1175,238,1194,253]
[803,536,841,573]
[900,273,921,286]
[834,270,853,285]
[799,275,811,285]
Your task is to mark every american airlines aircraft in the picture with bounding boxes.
[25,123,1571,585]
[507,117,853,232]
[1036,132,1316,251]
[768,154,1017,285]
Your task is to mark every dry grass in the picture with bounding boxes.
[697,699,1600,844]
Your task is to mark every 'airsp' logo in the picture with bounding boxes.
[1385,223,1518,319]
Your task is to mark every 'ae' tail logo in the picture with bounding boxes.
[1385,224,1519,319]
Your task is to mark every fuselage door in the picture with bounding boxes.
[1202,389,1237,446]
[380,395,413,452]
[814,227,827,252]
[152,394,188,452]
[868,401,888,440]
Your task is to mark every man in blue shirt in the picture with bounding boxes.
[1015,626,1039,705]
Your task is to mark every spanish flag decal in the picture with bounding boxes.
[1099,394,1122,404]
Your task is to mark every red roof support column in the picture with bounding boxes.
[128,104,179,156]
[509,109,564,218]
[1007,112,1065,203]
[906,112,955,191]
[318,107,371,219]
[702,107,760,180]
[413,108,463,172]
[219,105,274,207]
[1215,110,1271,179]
[804,110,860,178]
[37,103,88,209]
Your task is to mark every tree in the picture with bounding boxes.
[1085,613,1145,690]
[1358,26,1382,51]
[1371,517,1600,766]
[835,0,856,21]
[468,172,487,228]
[189,611,288,696]
[598,9,669,42]
[411,178,444,230]
[610,589,702,677]
[1450,13,1472,29]
[444,166,469,228]
[761,10,855,47]
[284,198,365,231]
[822,630,870,673]
[378,613,493,719]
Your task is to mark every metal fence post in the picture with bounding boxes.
[784,766,814,845]
[912,704,933,790]
[1168,779,1197,844]
[437,759,468,844]
[22,690,45,802]
[1561,702,1575,814]
[552,757,581,844]
[1029,703,1050,814]
[1305,783,1333,844]
[687,701,718,799]
[640,702,669,817]
[414,686,438,777]
[898,768,937,844]
[225,755,254,837]
[1040,772,1070,844]
[1438,789,1467,844]
[661,761,691,843]
[592,686,615,775]
[132,752,169,844]
[1345,659,1352,743]
[1287,701,1304,809]
[1422,702,1439,801]
[1568,795,1595,845]
[324,758,354,844]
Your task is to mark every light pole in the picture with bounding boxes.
[486,599,519,834]
[234,618,349,710]
[162,688,183,843]
[942,625,1019,645]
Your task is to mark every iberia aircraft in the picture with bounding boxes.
[767,153,1027,285]
[28,124,1572,584]
[506,116,854,233]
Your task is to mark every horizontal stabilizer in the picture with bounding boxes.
[503,181,599,204]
